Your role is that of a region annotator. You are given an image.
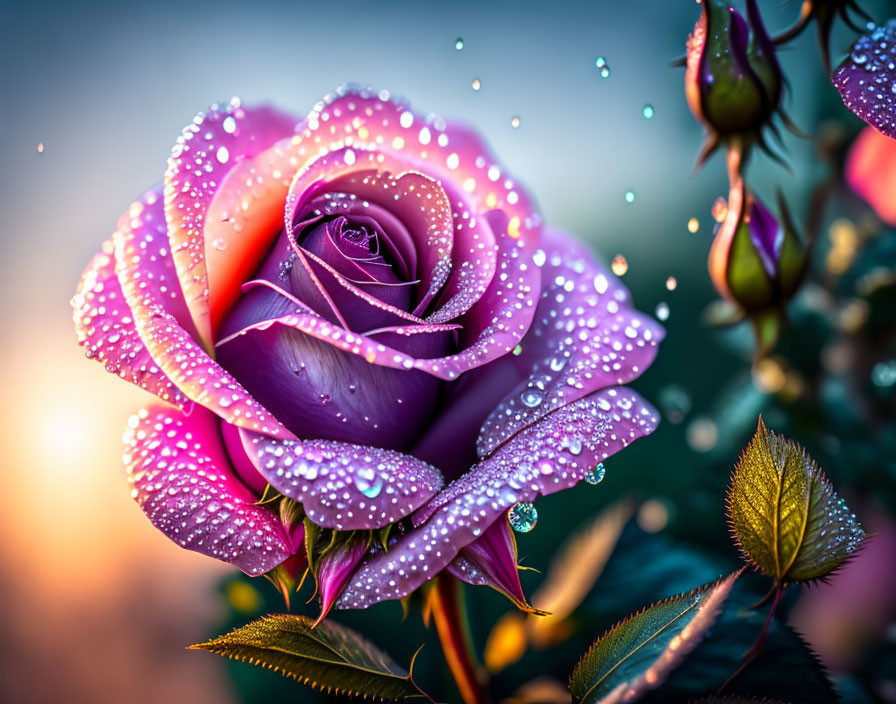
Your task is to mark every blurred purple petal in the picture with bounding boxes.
[239,428,444,530]
[477,229,664,458]
[113,187,293,439]
[832,20,896,139]
[71,235,188,408]
[164,102,299,344]
[124,405,291,576]
[338,386,659,609]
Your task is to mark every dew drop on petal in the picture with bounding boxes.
[222,116,237,134]
[584,463,606,485]
[509,502,538,533]
[521,389,544,408]
[216,146,230,164]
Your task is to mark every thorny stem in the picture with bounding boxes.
[773,1,813,45]
[718,583,785,695]
[430,575,490,704]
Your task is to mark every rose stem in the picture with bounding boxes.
[429,575,490,704]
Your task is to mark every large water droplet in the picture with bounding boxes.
[642,104,655,119]
[595,56,611,78]
[455,37,464,50]
[355,474,383,499]
[509,502,538,533]
[521,389,544,408]
[584,463,606,485]
[655,302,670,321]
[625,190,636,204]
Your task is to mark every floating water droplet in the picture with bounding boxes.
[509,502,538,533]
[521,389,544,407]
[37,142,44,153]
[665,276,677,291]
[871,359,896,387]
[513,344,523,356]
[655,302,670,321]
[510,116,521,128]
[584,463,606,485]
[472,78,481,91]
[595,56,610,78]
[455,37,464,50]
[642,104,655,119]
[688,217,699,233]
[611,254,628,276]
[624,190,636,203]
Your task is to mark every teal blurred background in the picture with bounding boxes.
[1,1,893,702]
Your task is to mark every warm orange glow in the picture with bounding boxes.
[846,126,896,226]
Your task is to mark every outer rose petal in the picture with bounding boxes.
[71,234,188,407]
[477,229,664,457]
[124,405,291,576]
[832,20,896,140]
[846,126,896,225]
[114,187,292,438]
[337,386,659,609]
[164,100,298,344]
[239,429,444,531]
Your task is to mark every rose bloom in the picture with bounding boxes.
[72,86,663,619]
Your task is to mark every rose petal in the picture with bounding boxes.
[832,20,896,139]
[164,101,298,344]
[71,233,188,407]
[123,404,291,576]
[476,229,664,458]
[846,126,896,225]
[114,186,293,438]
[337,386,659,609]
[215,318,442,448]
[239,428,444,531]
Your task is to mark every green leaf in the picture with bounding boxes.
[189,614,427,702]
[568,572,740,704]
[727,418,866,582]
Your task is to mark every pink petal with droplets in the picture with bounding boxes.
[238,428,444,531]
[113,187,293,439]
[476,228,664,458]
[336,386,659,609]
[71,234,188,407]
[123,404,291,576]
[164,101,298,344]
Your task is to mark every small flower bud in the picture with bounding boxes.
[708,181,807,353]
[686,0,783,160]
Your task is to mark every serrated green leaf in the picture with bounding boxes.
[189,614,426,702]
[727,418,866,582]
[568,572,740,704]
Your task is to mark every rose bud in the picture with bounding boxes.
[73,88,663,622]
[708,179,808,354]
[686,0,783,165]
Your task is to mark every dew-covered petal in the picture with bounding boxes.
[71,234,188,407]
[215,318,442,449]
[238,429,444,531]
[114,186,292,438]
[832,20,896,139]
[164,100,298,344]
[337,386,659,609]
[846,125,896,225]
[124,405,291,576]
[477,229,664,458]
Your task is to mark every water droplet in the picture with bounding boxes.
[564,436,584,455]
[319,393,331,405]
[509,502,538,533]
[472,78,481,91]
[455,38,464,50]
[851,49,869,65]
[584,463,606,485]
[216,146,230,164]
[510,116,521,128]
[665,276,677,291]
[212,238,227,251]
[655,302,670,321]
[355,474,383,499]
[521,389,544,407]
[549,356,567,373]
[595,56,610,78]
[611,254,628,276]
[37,142,44,153]
[624,190,636,204]
[871,359,896,387]
[642,104,655,119]
[513,344,523,356]
[688,217,699,233]
[222,116,237,133]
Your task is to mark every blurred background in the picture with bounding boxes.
[1,0,894,702]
